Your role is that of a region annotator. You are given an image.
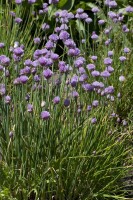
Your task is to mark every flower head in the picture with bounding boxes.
[41,111,50,120]
[91,117,97,124]
[19,75,28,84]
[119,75,125,82]
[4,95,11,104]
[53,96,60,104]
[27,104,33,112]
[43,69,53,79]
[64,99,70,107]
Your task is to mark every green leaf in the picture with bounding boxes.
[76,19,85,36]
[58,0,68,8]
[58,0,75,11]
[48,5,58,20]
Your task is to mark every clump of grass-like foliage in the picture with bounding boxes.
[0,0,133,199]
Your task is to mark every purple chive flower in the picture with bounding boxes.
[27,104,33,112]
[104,86,114,94]
[105,39,111,46]
[32,60,39,67]
[91,56,97,61]
[59,31,70,41]
[43,69,53,79]
[64,39,76,48]
[98,20,105,25]
[34,37,41,44]
[13,47,24,56]
[125,6,133,13]
[38,57,48,66]
[79,67,85,74]
[0,43,5,48]
[92,81,104,88]
[10,11,16,17]
[58,61,69,73]
[45,41,55,50]
[60,24,68,30]
[68,48,80,56]
[104,29,111,35]
[19,75,28,84]
[76,8,84,14]
[82,83,94,91]
[92,100,99,107]
[0,84,6,96]
[91,32,98,40]
[119,56,126,62]
[87,63,95,71]
[64,99,70,107]
[124,47,130,53]
[39,10,44,15]
[104,57,112,65]
[119,75,125,82]
[9,131,13,138]
[108,51,113,57]
[28,0,36,4]
[13,77,20,85]
[34,75,40,82]
[43,3,48,9]
[13,54,21,62]
[122,119,127,126]
[23,66,31,74]
[15,17,22,24]
[25,93,30,101]
[109,1,117,8]
[53,96,60,104]
[15,0,22,4]
[122,25,129,33]
[108,11,117,19]
[117,93,121,98]
[51,53,59,61]
[71,91,79,98]
[104,0,110,6]
[31,67,37,74]
[42,23,50,30]
[92,7,100,14]
[117,117,121,123]
[5,69,10,77]
[106,66,114,73]
[71,75,78,87]
[49,34,59,42]
[110,112,117,117]
[85,17,93,23]
[91,70,100,77]
[0,55,10,66]
[4,95,11,104]
[91,117,97,124]
[82,39,86,43]
[79,74,88,83]
[101,70,111,78]
[78,13,88,19]
[41,111,50,120]
[24,59,32,66]
[87,105,91,111]
[77,108,81,113]
[74,57,85,68]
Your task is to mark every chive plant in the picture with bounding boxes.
[0,0,132,199]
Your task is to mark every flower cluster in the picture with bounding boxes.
[0,0,131,129]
